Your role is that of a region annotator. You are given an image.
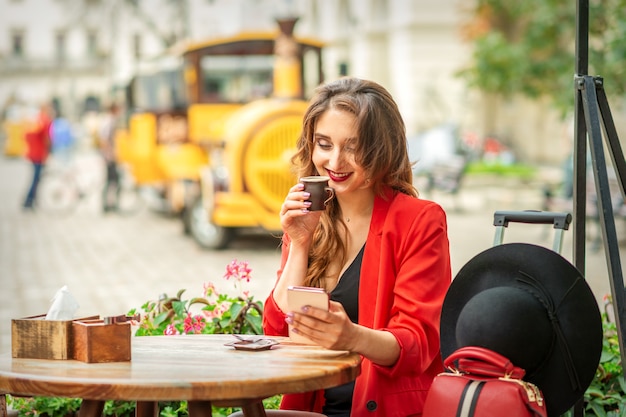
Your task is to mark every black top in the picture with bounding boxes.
[323,244,364,417]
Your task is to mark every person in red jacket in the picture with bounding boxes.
[22,102,53,210]
[263,77,452,417]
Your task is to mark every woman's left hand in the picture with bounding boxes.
[288,300,402,366]
[288,300,359,351]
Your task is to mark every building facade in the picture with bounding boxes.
[1,0,605,164]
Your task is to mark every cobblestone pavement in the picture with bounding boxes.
[1,150,622,354]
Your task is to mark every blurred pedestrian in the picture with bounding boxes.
[49,108,75,166]
[99,103,120,212]
[22,102,53,210]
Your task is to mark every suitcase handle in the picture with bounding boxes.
[493,210,572,252]
[493,210,572,230]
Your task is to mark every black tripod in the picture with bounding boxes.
[574,0,626,379]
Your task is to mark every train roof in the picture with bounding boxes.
[170,31,324,56]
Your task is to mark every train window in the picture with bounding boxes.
[303,48,321,98]
[199,55,274,103]
[132,69,187,111]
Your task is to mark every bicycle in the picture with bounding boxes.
[37,153,144,216]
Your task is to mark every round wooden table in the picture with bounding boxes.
[0,334,361,417]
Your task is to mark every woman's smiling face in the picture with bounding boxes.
[312,108,371,195]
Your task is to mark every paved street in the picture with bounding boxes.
[1,149,622,355]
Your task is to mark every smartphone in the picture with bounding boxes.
[287,286,329,344]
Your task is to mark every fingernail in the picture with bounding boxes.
[285,316,293,324]
[303,201,312,207]
[303,192,311,198]
[301,306,309,312]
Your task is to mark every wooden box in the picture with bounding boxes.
[72,319,131,363]
[11,314,98,360]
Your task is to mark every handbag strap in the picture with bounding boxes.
[454,379,547,417]
[444,346,526,379]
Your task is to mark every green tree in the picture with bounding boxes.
[458,0,626,116]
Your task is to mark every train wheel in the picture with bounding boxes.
[187,196,234,250]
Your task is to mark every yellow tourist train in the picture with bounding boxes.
[119,18,324,249]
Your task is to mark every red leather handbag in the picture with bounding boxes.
[423,346,547,417]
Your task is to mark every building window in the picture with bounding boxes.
[133,33,142,59]
[11,30,24,57]
[56,31,66,61]
[338,0,354,28]
[372,0,388,29]
[87,30,98,58]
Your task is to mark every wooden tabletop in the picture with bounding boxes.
[0,334,361,416]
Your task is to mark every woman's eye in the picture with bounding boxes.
[316,141,332,150]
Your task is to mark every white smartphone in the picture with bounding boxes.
[287,286,329,344]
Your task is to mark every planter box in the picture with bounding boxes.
[72,319,131,363]
[11,314,98,360]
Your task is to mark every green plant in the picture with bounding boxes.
[6,395,82,416]
[6,397,140,417]
[131,259,263,337]
[466,161,537,179]
[103,400,137,416]
[581,296,626,417]
[458,0,626,116]
[561,295,625,417]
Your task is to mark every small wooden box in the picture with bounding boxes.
[11,314,99,360]
[72,319,131,363]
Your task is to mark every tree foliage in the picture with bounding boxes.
[458,0,626,115]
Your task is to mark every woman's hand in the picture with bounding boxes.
[287,300,358,351]
[287,300,401,366]
[280,183,322,246]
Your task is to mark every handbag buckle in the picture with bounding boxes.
[498,376,545,406]
[446,366,464,376]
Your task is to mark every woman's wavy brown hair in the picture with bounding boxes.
[291,77,416,288]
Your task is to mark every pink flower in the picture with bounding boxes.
[203,282,218,298]
[238,261,252,282]
[214,301,230,316]
[164,324,179,335]
[224,259,252,283]
[204,308,221,319]
[183,313,206,334]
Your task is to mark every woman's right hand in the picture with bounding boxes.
[280,183,322,245]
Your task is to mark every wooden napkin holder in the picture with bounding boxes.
[72,319,131,363]
[11,314,99,360]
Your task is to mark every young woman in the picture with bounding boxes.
[263,77,452,417]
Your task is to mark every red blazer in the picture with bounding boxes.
[263,188,452,417]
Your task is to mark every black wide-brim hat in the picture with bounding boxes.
[440,243,603,417]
